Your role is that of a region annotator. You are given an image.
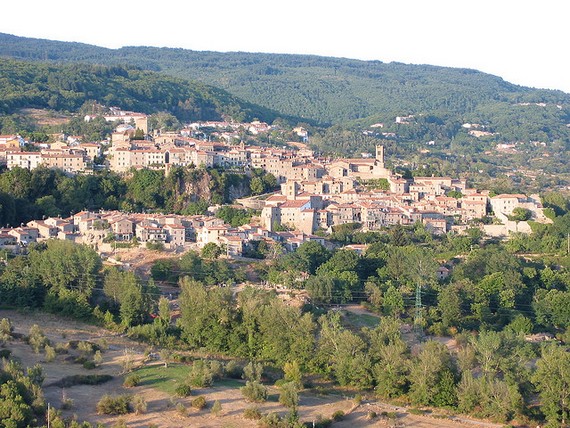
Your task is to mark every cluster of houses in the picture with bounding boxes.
[0,111,552,257]
[0,209,326,258]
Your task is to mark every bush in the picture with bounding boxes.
[44,345,56,362]
[96,394,132,415]
[331,410,345,421]
[187,359,213,387]
[132,395,147,415]
[175,383,192,397]
[83,360,96,370]
[176,402,187,417]
[241,380,268,403]
[146,242,165,251]
[28,324,49,353]
[367,411,377,419]
[259,412,282,427]
[60,398,73,410]
[191,396,207,410]
[211,400,222,416]
[242,361,263,382]
[243,406,262,420]
[0,349,12,359]
[123,373,141,388]
[225,360,242,379]
[208,360,224,380]
[51,374,113,388]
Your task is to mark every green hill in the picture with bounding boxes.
[0,32,569,146]
[0,57,283,124]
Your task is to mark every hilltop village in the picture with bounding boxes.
[0,110,550,257]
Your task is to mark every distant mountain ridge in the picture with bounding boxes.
[0,32,569,144]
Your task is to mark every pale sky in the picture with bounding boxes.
[3,0,569,93]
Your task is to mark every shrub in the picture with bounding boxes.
[111,419,127,428]
[83,360,96,370]
[50,374,113,388]
[44,345,56,362]
[191,396,207,410]
[132,395,147,415]
[60,398,73,410]
[187,359,213,387]
[28,324,49,353]
[175,383,192,397]
[123,374,141,388]
[176,402,187,417]
[0,318,13,338]
[241,380,268,403]
[211,400,222,416]
[242,361,263,382]
[312,416,332,428]
[259,412,282,427]
[55,343,69,354]
[93,350,103,366]
[367,411,377,419]
[243,406,262,420]
[225,360,242,379]
[96,394,132,415]
[74,356,87,365]
[208,360,224,380]
[331,410,345,421]
[0,349,12,359]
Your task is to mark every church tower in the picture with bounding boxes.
[375,145,385,168]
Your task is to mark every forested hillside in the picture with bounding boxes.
[0,57,282,124]
[1,32,569,144]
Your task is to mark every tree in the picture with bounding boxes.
[201,242,223,260]
[295,241,331,274]
[509,207,532,222]
[103,268,149,327]
[177,278,235,351]
[250,177,264,195]
[367,321,410,399]
[279,382,299,411]
[317,312,373,389]
[28,240,101,295]
[437,283,464,328]
[382,284,405,317]
[283,361,303,390]
[408,340,456,406]
[533,343,570,426]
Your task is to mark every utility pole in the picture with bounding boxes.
[414,282,423,341]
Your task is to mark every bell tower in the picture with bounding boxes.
[375,145,385,168]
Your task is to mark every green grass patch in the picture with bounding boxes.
[342,311,380,329]
[135,363,189,395]
[215,378,244,388]
[134,363,244,394]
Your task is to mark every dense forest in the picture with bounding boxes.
[1,32,569,145]
[0,57,285,126]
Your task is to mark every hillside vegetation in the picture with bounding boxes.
[0,57,282,124]
[1,32,569,143]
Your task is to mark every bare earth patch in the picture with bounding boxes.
[0,309,501,428]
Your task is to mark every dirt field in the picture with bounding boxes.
[0,309,502,428]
